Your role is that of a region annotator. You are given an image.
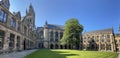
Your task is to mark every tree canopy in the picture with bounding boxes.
[60,18,83,46]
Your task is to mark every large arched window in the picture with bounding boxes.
[0,10,7,23]
[17,22,21,31]
[50,31,53,37]
[10,18,16,28]
[60,32,63,39]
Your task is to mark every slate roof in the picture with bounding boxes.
[45,24,64,30]
[83,28,113,34]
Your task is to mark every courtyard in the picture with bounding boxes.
[25,49,118,58]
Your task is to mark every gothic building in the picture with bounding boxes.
[43,21,65,49]
[0,0,39,53]
[37,21,82,49]
[37,21,120,52]
[82,28,116,52]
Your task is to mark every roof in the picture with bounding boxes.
[115,34,120,37]
[45,24,64,30]
[37,27,44,31]
[83,28,113,34]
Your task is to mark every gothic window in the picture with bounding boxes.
[101,39,104,42]
[97,36,99,39]
[50,31,53,38]
[107,35,110,38]
[55,32,58,38]
[24,26,27,35]
[16,36,20,49]
[55,38,58,42]
[17,22,21,31]
[50,38,54,41]
[0,10,7,23]
[10,18,16,28]
[60,32,63,39]
[39,31,43,39]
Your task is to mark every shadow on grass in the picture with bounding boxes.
[25,49,79,58]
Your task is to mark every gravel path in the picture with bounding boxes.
[0,49,37,58]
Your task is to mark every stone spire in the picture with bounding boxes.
[119,25,120,33]
[45,20,48,25]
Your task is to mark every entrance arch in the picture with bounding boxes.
[55,44,58,49]
[60,45,63,49]
[50,44,54,49]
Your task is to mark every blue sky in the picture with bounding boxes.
[9,0,120,33]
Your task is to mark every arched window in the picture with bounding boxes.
[10,18,16,28]
[60,32,63,39]
[0,10,7,23]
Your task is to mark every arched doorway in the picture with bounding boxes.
[68,45,71,49]
[65,45,67,49]
[23,39,26,50]
[50,44,53,49]
[91,44,95,50]
[55,44,58,49]
[60,45,63,49]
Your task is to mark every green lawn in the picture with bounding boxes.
[24,49,118,58]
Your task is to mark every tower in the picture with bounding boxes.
[44,21,49,48]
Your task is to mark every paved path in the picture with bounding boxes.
[118,53,120,58]
[0,49,37,58]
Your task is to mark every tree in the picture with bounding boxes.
[60,18,83,49]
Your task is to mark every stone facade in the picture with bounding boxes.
[0,0,39,53]
[82,28,116,52]
[37,21,82,49]
[37,21,120,52]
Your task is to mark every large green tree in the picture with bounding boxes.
[60,18,83,49]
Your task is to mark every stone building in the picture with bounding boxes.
[37,21,65,49]
[43,21,65,49]
[82,28,116,52]
[38,22,120,52]
[115,26,120,52]
[0,0,39,53]
[37,21,83,49]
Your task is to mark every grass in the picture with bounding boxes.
[24,49,118,58]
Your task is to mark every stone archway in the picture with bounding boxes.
[68,45,71,49]
[50,44,54,49]
[60,45,63,49]
[23,39,26,50]
[55,44,58,49]
[65,45,67,49]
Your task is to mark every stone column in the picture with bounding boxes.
[99,35,101,51]
[104,35,107,51]
[13,35,17,51]
[20,36,23,50]
[3,31,10,52]
[53,31,56,42]
[110,34,114,52]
